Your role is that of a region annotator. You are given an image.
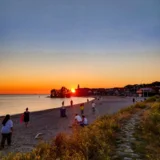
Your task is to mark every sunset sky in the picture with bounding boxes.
[0,0,160,94]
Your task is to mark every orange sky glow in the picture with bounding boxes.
[0,77,159,94]
[0,1,160,94]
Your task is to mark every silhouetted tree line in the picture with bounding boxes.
[124,81,160,90]
[50,86,71,98]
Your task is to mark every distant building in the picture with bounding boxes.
[136,88,155,97]
[75,88,90,97]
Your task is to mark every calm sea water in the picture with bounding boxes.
[0,95,94,116]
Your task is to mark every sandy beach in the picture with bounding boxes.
[0,96,137,155]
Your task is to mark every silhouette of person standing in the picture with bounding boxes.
[132,98,135,103]
[24,108,30,128]
[62,101,64,107]
[70,100,73,107]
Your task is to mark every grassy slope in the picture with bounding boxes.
[133,97,160,160]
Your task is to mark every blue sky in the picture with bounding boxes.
[1,0,160,52]
[0,0,160,93]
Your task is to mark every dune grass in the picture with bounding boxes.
[133,97,160,160]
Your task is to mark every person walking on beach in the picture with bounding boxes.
[62,101,64,107]
[24,108,30,128]
[80,103,84,115]
[132,98,135,103]
[70,100,73,107]
[1,114,13,149]
[92,101,96,114]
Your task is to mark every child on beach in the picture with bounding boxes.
[80,103,84,115]
[24,108,30,128]
[81,115,88,127]
[20,113,24,123]
[1,114,13,149]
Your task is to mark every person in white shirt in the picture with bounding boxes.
[74,114,82,124]
[1,114,13,149]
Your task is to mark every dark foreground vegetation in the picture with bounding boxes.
[0,96,160,160]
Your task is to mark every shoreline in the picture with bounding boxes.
[7,98,95,119]
[0,96,95,118]
[0,96,136,155]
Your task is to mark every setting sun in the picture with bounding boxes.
[71,88,75,93]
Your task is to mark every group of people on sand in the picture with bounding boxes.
[61,99,96,128]
[61,99,96,115]
[74,113,88,127]
[63,99,97,127]
[0,108,30,150]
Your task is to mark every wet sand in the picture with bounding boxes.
[0,96,136,154]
